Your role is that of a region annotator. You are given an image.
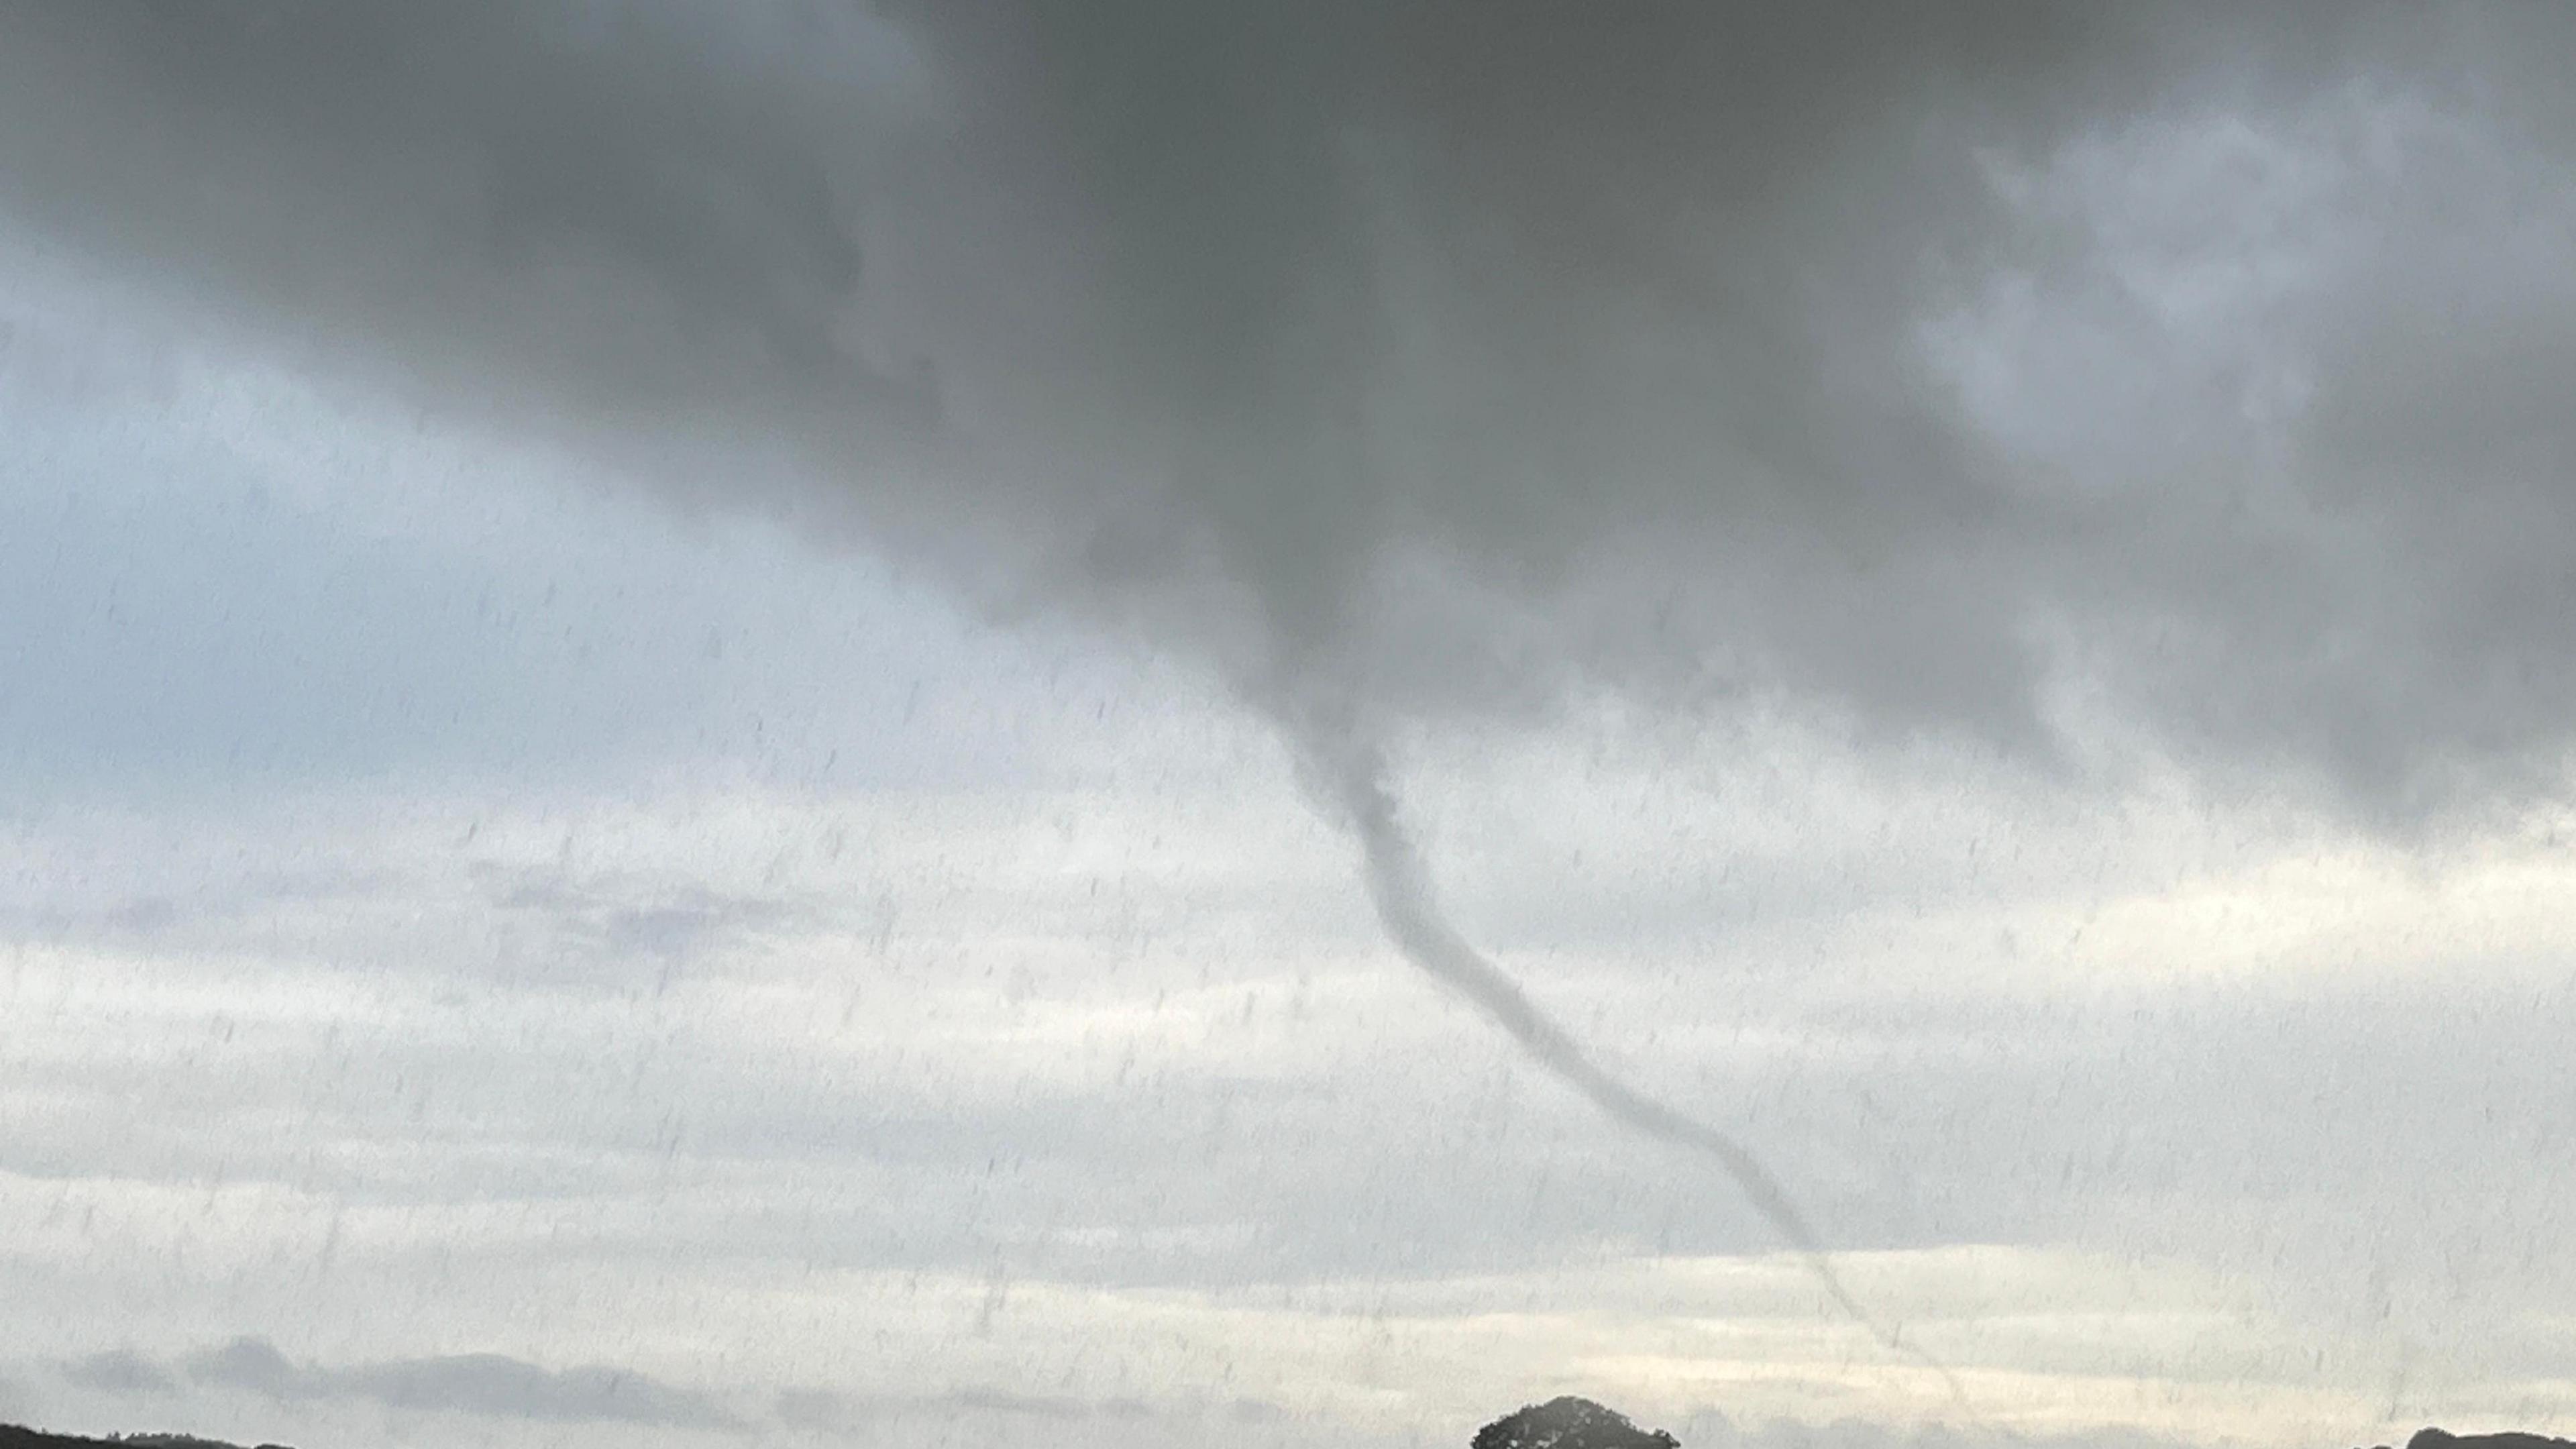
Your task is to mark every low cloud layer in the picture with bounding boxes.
[63,1338,1244,1440]
[56,1352,176,1399]
[174,1338,739,1431]
[29,1335,2251,1449]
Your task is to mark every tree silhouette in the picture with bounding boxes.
[2404,1432,2576,1449]
[1472,1397,1680,1449]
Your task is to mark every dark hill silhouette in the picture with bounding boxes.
[1472,1397,1681,1449]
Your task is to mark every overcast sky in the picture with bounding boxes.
[3,5,2575,1449]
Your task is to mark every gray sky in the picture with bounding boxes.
[2,5,2574,1449]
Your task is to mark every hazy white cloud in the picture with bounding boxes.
[3,737,2573,1446]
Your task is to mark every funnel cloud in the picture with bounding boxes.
[1297,713,1962,1393]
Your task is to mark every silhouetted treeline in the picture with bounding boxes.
[2363,1431,2576,1449]
[1,1428,289,1449]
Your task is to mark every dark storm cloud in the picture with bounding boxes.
[180,1338,741,1430]
[0,2,916,419]
[6,2,2574,814]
